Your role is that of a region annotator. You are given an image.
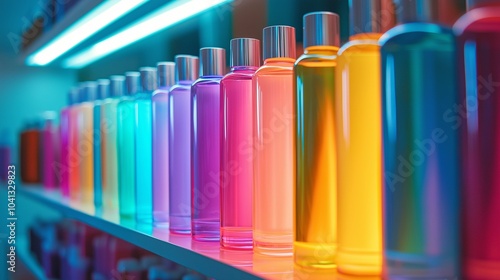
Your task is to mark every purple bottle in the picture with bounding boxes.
[191,47,226,241]
[169,55,199,234]
[152,61,176,227]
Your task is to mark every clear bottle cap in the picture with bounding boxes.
[125,72,141,95]
[349,0,382,36]
[303,11,340,48]
[140,67,157,92]
[110,75,125,97]
[157,62,175,88]
[263,25,296,60]
[394,0,439,23]
[175,55,199,82]
[200,47,226,76]
[230,38,261,67]
[96,79,110,100]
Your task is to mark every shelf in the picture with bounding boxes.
[19,186,341,280]
[17,236,47,280]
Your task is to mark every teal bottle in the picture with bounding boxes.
[135,67,156,223]
[93,79,110,209]
[380,0,460,278]
[117,72,140,218]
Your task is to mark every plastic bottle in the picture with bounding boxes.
[191,47,226,241]
[454,0,500,278]
[118,72,140,217]
[169,55,199,234]
[135,67,157,223]
[381,0,460,277]
[220,38,260,249]
[253,25,296,256]
[336,0,385,274]
[152,62,176,227]
[294,12,339,268]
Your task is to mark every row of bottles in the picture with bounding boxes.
[19,0,499,278]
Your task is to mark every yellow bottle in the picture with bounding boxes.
[294,12,340,268]
[335,0,386,275]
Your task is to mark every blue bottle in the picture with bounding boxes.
[135,67,156,223]
[380,0,460,278]
[93,79,110,209]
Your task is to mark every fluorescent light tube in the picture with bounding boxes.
[26,0,147,66]
[63,0,233,68]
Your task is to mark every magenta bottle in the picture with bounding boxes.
[169,55,199,234]
[191,47,226,241]
[220,38,261,249]
[152,61,176,227]
[60,88,79,197]
[455,0,500,278]
[42,111,60,190]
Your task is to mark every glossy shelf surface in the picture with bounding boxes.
[19,186,352,280]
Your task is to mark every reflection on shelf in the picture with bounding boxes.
[20,186,384,279]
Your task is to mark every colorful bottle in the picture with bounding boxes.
[118,72,140,218]
[60,88,79,197]
[135,67,156,223]
[336,0,384,274]
[169,55,199,234]
[20,119,42,183]
[152,62,175,226]
[191,47,226,241]
[68,88,81,199]
[78,82,97,203]
[41,111,60,190]
[253,26,296,255]
[455,0,500,278]
[102,75,125,211]
[381,1,460,278]
[220,38,260,249]
[93,79,109,209]
[294,12,339,268]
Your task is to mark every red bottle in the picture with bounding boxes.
[455,0,500,278]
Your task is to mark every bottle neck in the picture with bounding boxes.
[349,33,382,41]
[303,45,339,56]
[263,57,296,66]
[177,80,194,86]
[230,65,259,72]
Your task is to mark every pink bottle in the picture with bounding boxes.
[220,38,261,249]
[60,88,79,197]
[253,26,296,256]
[42,111,60,190]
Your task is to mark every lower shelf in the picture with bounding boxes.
[17,236,47,280]
[19,186,340,280]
